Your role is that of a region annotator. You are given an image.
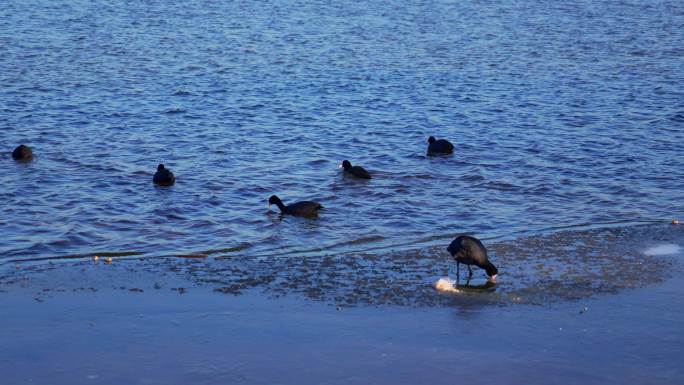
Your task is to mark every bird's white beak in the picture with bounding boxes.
[338,163,343,168]
[488,274,498,282]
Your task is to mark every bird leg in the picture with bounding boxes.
[456,263,460,284]
[468,265,473,279]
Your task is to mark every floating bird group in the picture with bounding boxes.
[10,137,502,284]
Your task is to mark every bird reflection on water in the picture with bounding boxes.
[455,279,497,293]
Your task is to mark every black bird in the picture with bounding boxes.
[339,160,371,179]
[153,164,175,186]
[447,235,498,282]
[12,144,33,161]
[427,136,454,155]
[269,195,323,217]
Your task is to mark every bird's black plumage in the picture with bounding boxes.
[340,160,371,179]
[153,164,175,186]
[447,235,498,281]
[12,145,33,161]
[269,195,322,217]
[427,136,454,155]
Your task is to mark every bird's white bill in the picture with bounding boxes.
[338,164,343,168]
[488,274,498,282]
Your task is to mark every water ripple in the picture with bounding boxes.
[1,0,683,262]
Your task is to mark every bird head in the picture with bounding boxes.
[268,195,280,208]
[485,263,498,282]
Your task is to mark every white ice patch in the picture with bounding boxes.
[643,244,683,256]
[435,277,460,293]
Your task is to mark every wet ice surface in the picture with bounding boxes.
[644,243,683,256]
[2,224,684,384]
[1,224,680,307]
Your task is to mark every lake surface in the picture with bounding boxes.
[3,272,684,385]
[1,0,683,262]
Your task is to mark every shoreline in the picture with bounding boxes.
[2,217,672,267]
[2,223,680,307]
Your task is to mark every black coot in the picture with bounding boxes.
[340,160,371,179]
[12,145,33,161]
[153,164,175,186]
[269,195,323,217]
[427,136,454,155]
[447,235,498,282]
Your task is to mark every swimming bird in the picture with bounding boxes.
[269,195,322,217]
[153,164,175,186]
[339,160,371,179]
[427,136,454,155]
[12,145,33,161]
[447,235,498,282]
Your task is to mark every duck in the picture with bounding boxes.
[153,164,175,186]
[447,235,498,282]
[268,195,323,217]
[12,144,33,161]
[427,136,454,155]
[339,160,371,179]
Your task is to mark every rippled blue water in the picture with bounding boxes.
[1,0,683,262]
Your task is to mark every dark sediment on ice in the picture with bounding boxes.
[1,224,680,307]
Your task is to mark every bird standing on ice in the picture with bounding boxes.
[447,235,498,283]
